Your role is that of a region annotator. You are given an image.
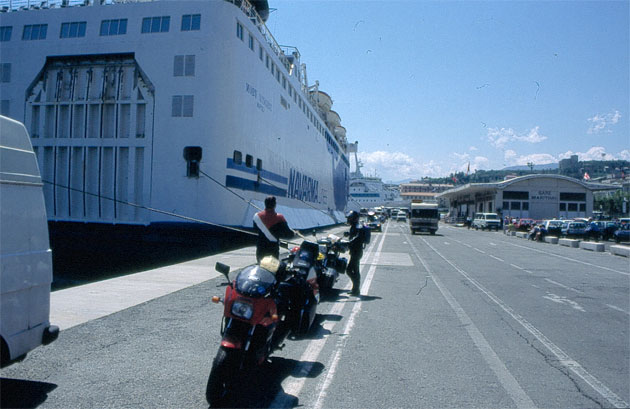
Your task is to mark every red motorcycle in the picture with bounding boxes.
[205,251,319,407]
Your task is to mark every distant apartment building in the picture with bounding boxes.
[400,182,454,206]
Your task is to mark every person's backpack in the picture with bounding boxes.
[360,224,371,246]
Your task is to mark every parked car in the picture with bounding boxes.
[396,213,407,222]
[515,218,535,231]
[601,221,619,241]
[543,220,563,237]
[560,221,586,239]
[613,223,630,243]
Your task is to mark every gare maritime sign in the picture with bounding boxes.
[530,190,557,201]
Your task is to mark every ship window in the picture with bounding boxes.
[245,154,253,168]
[276,69,280,83]
[259,44,263,61]
[248,33,254,50]
[60,22,87,38]
[183,146,202,178]
[0,63,11,83]
[0,26,12,42]
[266,54,270,69]
[174,55,195,77]
[256,159,262,171]
[181,14,201,31]
[282,76,286,90]
[22,24,47,40]
[271,63,275,76]
[233,151,242,165]
[100,19,127,36]
[172,95,194,117]
[236,21,243,40]
[142,16,170,33]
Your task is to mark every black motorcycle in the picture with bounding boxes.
[316,234,348,291]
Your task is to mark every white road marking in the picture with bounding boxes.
[474,248,486,254]
[544,278,583,294]
[407,239,536,409]
[489,254,505,262]
[312,225,387,409]
[271,221,388,408]
[420,237,629,409]
[510,263,524,270]
[543,293,585,312]
[606,304,630,316]
[490,242,497,246]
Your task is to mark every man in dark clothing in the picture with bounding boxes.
[253,196,295,263]
[345,210,363,296]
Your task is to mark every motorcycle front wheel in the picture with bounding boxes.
[206,347,239,407]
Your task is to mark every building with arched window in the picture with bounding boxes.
[437,174,619,220]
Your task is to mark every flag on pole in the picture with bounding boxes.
[467,162,470,175]
[583,172,590,181]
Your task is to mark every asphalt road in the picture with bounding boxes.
[2,221,629,408]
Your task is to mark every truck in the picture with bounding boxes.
[409,201,439,235]
[1,116,59,367]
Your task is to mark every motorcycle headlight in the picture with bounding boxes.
[231,300,253,320]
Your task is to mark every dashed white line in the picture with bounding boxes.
[489,254,504,262]
[544,278,583,294]
[407,239,536,409]
[606,304,630,316]
[474,248,486,254]
[420,237,629,409]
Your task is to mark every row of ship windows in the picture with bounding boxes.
[235,20,345,162]
[0,14,200,41]
[0,55,195,84]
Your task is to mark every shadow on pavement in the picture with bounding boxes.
[0,378,57,408]
[224,357,324,408]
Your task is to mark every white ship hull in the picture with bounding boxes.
[0,0,350,234]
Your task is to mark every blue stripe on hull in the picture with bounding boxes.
[226,158,288,184]
[225,175,287,196]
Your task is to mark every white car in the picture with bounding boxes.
[396,213,407,221]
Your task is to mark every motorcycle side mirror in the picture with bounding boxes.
[215,262,231,283]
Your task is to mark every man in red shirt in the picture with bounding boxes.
[253,196,295,263]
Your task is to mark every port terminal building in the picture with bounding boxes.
[437,174,619,221]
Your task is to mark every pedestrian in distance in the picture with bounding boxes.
[253,196,296,264]
[344,210,366,296]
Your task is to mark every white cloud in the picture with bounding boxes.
[587,110,621,134]
[469,146,478,151]
[487,126,547,148]
[358,151,445,180]
[558,146,624,161]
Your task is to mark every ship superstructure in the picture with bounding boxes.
[348,142,400,209]
[0,0,350,234]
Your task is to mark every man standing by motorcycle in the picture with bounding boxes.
[253,196,296,263]
[345,210,365,296]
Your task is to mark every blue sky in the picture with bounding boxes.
[270,0,629,182]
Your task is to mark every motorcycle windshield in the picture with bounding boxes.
[235,265,277,297]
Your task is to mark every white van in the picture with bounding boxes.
[1,116,58,367]
[472,213,501,231]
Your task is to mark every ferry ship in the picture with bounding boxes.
[0,0,350,244]
[348,143,400,209]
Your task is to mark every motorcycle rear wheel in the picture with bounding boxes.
[206,347,239,407]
